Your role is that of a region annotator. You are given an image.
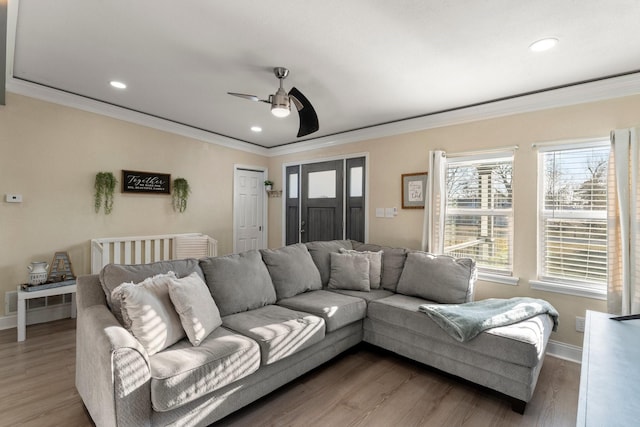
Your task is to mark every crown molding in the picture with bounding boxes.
[6,78,269,157]
[5,0,640,158]
[267,72,640,157]
[8,72,640,158]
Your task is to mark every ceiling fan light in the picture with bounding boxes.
[271,105,291,118]
[270,88,291,118]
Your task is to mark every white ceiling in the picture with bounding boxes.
[6,0,640,150]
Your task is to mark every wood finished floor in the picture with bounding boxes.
[0,319,580,427]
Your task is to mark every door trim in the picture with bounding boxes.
[281,152,369,246]
[233,164,268,253]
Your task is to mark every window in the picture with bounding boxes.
[537,142,610,293]
[444,153,514,276]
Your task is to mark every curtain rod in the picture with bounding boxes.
[445,145,519,158]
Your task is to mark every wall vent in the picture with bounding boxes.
[5,291,17,315]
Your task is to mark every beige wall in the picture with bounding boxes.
[0,93,267,313]
[3,91,639,348]
[267,94,640,347]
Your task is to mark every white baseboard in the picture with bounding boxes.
[0,313,17,330]
[546,339,582,364]
[0,303,73,331]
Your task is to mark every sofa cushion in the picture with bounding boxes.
[111,272,185,356]
[328,288,395,303]
[340,248,383,289]
[328,252,370,292]
[167,272,222,346]
[396,252,476,304]
[149,327,260,412]
[367,294,552,368]
[222,305,325,365]
[200,250,276,316]
[260,244,322,300]
[351,242,408,292]
[100,258,203,323]
[305,240,353,286]
[277,290,367,332]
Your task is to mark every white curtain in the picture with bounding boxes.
[421,150,447,253]
[607,127,640,315]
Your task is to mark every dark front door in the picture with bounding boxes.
[300,160,343,242]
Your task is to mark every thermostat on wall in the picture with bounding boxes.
[5,194,23,203]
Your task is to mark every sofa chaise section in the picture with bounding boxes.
[365,294,553,412]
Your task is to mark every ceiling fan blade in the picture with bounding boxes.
[227,92,270,103]
[289,87,319,137]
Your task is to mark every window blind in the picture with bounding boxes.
[539,144,609,285]
[444,155,513,275]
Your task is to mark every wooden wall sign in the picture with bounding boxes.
[122,170,171,194]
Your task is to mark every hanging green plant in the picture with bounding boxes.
[94,172,117,214]
[172,178,191,213]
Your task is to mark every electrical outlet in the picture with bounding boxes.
[576,316,586,333]
[5,194,23,203]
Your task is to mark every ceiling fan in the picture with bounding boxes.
[228,67,319,137]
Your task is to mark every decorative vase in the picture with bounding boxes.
[265,185,272,191]
[27,261,49,285]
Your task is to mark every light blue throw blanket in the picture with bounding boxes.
[419,297,559,342]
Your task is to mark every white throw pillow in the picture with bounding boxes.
[328,252,371,291]
[111,271,185,356]
[168,272,222,346]
[340,248,383,289]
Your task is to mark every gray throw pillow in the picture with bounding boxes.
[328,252,370,291]
[260,244,322,300]
[339,248,382,289]
[111,272,185,356]
[200,250,276,316]
[305,240,353,286]
[168,272,222,346]
[396,251,477,303]
[100,258,203,324]
[352,242,408,291]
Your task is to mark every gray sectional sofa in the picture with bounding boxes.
[76,240,554,426]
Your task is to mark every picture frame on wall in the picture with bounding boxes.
[401,172,428,209]
[122,170,171,194]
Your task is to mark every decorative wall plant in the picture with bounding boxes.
[172,178,191,213]
[94,172,117,214]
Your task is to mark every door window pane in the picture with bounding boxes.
[350,166,363,197]
[308,170,336,199]
[289,173,299,198]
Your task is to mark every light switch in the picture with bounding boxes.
[385,208,394,218]
[375,208,385,218]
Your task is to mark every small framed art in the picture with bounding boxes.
[401,172,428,209]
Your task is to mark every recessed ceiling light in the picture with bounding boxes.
[250,126,262,133]
[110,81,127,89]
[529,38,558,52]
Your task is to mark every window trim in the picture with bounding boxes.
[535,138,610,298]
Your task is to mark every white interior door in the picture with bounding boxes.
[234,167,265,253]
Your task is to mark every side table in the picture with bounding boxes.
[17,283,77,342]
